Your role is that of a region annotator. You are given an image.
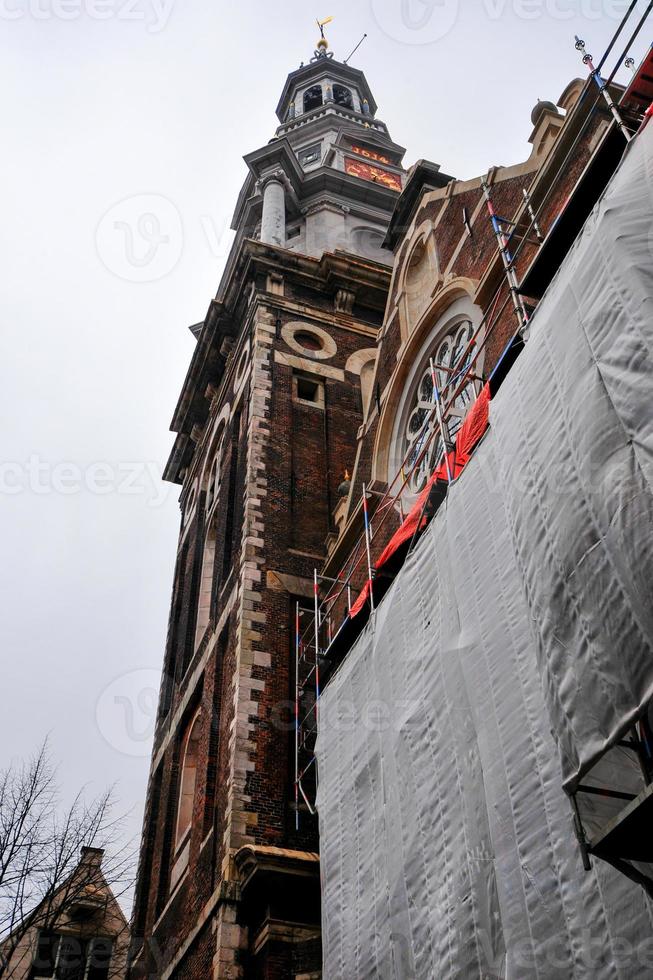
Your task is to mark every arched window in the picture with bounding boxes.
[195,419,227,649]
[206,456,218,512]
[333,84,353,109]
[360,358,376,419]
[303,85,323,113]
[206,426,225,513]
[174,710,202,851]
[392,302,482,498]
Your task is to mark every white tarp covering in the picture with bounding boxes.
[316,124,653,978]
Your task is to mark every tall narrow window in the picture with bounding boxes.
[221,411,241,581]
[54,938,86,980]
[174,710,202,851]
[206,430,224,512]
[196,423,226,648]
[169,709,202,890]
[30,932,60,978]
[85,939,113,980]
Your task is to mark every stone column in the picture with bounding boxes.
[260,176,286,246]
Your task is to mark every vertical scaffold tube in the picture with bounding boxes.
[362,485,375,612]
[294,600,300,831]
[314,569,320,707]
[482,177,530,331]
[522,187,543,241]
[575,36,632,143]
[430,357,453,484]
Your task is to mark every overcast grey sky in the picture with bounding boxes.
[1,0,648,907]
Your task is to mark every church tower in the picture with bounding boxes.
[129,32,407,980]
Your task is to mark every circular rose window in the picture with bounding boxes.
[402,318,478,495]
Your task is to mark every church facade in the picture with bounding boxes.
[129,28,640,980]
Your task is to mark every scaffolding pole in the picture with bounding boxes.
[429,357,453,483]
[294,600,300,830]
[362,485,375,612]
[481,177,530,331]
[574,35,632,143]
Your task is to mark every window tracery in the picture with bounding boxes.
[400,317,478,495]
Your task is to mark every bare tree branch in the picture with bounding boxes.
[0,742,135,980]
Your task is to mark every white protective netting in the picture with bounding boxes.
[316,123,653,978]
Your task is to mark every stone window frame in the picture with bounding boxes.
[195,405,231,651]
[170,707,202,890]
[292,372,325,410]
[281,321,337,361]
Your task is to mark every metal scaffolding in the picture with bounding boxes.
[293,11,653,826]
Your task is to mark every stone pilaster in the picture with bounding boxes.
[213,308,275,978]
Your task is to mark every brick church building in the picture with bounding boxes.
[129,22,651,980]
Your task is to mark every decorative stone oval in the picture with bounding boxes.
[281,321,337,361]
[233,341,250,390]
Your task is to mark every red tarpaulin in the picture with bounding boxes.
[349,384,491,618]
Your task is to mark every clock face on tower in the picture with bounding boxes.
[345,157,402,191]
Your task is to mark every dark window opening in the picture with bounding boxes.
[333,84,353,109]
[287,225,301,240]
[181,528,205,678]
[296,377,321,403]
[303,86,323,113]
[298,143,321,166]
[86,938,113,980]
[31,932,60,978]
[31,934,112,980]
[221,410,241,582]
[294,331,323,351]
[165,540,189,701]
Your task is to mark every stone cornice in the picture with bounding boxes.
[231,151,401,233]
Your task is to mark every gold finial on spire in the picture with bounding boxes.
[316,15,334,55]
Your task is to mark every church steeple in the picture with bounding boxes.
[230,41,407,264]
